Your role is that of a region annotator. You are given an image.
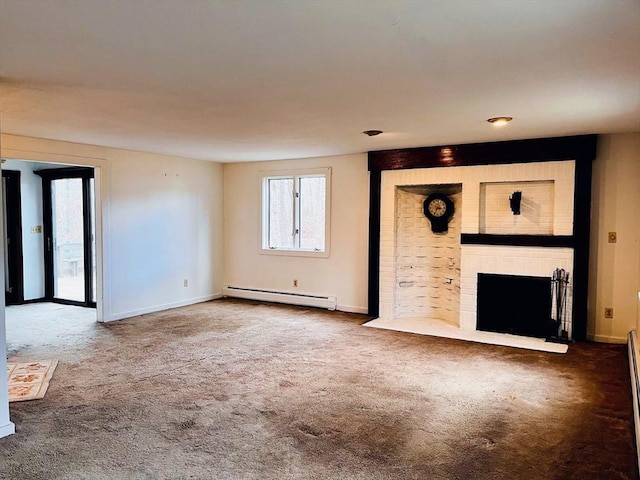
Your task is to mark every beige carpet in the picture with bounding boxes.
[2,299,637,479]
[6,359,58,402]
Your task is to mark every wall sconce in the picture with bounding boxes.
[509,191,522,215]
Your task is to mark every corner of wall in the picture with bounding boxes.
[589,132,640,342]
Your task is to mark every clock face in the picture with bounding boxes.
[428,198,447,218]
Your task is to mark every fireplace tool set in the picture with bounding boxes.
[547,268,571,344]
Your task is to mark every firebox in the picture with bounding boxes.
[477,273,552,338]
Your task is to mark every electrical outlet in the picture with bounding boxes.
[608,232,617,243]
[183,279,189,287]
[293,279,298,287]
[604,307,613,319]
[31,225,42,234]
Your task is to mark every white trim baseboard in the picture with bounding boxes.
[588,334,628,344]
[0,422,15,438]
[105,293,222,322]
[337,304,368,315]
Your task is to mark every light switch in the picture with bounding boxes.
[608,232,617,243]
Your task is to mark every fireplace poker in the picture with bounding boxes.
[549,268,571,343]
[561,270,570,339]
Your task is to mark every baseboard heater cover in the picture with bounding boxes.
[628,329,640,474]
[223,286,337,311]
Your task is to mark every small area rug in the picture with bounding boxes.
[6,359,58,402]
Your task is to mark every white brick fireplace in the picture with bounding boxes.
[377,160,576,340]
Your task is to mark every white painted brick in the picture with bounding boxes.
[393,188,461,322]
[479,180,554,234]
[380,161,577,330]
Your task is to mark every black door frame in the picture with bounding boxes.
[35,167,95,308]
[2,170,24,305]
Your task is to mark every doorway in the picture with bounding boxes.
[0,156,105,321]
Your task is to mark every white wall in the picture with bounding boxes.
[0,276,13,438]
[1,134,225,321]
[588,132,640,342]
[107,148,224,318]
[0,140,15,436]
[223,154,369,313]
[0,308,12,438]
[2,160,45,300]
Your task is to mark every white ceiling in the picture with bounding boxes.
[1,0,638,163]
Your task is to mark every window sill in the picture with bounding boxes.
[259,248,330,258]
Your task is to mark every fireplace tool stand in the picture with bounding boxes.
[546,268,572,344]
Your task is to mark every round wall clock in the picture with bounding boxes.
[423,193,454,233]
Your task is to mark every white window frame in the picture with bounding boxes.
[259,167,331,258]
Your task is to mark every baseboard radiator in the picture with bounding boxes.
[223,286,337,311]
[628,329,640,472]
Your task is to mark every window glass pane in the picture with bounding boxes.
[299,176,325,251]
[52,178,85,302]
[268,178,294,249]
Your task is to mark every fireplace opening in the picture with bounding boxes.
[477,273,552,338]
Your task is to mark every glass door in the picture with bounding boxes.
[37,167,95,307]
[51,178,85,302]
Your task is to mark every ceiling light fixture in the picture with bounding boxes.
[487,116,513,126]
[363,130,383,136]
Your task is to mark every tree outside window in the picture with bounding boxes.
[261,168,330,257]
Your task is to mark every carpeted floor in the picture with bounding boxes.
[1,298,637,479]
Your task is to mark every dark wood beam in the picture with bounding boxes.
[367,170,381,317]
[369,134,597,171]
[571,156,595,341]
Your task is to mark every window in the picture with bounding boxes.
[261,168,330,257]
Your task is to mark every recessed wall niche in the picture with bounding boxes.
[479,180,554,235]
[395,184,462,326]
